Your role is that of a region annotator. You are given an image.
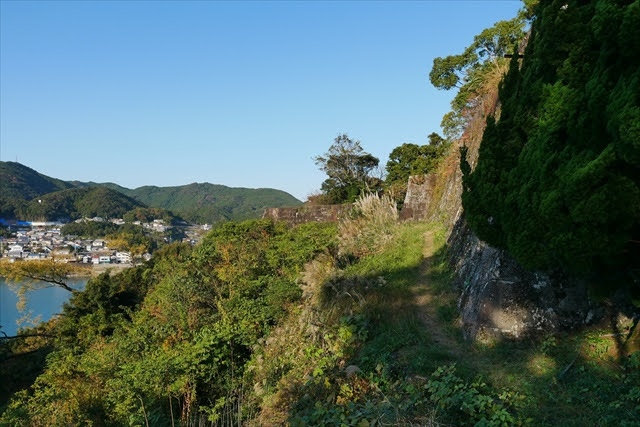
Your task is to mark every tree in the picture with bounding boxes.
[385,132,449,186]
[429,13,529,139]
[315,134,381,203]
[0,259,89,329]
[0,259,87,294]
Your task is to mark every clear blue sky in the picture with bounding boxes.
[1,1,521,200]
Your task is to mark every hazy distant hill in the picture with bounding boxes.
[0,161,302,223]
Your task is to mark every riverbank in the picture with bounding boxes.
[66,262,135,278]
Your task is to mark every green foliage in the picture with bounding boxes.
[3,215,639,426]
[461,0,640,283]
[0,220,336,425]
[0,161,301,223]
[315,134,382,204]
[105,223,159,254]
[429,12,528,139]
[0,196,26,220]
[0,224,12,238]
[385,133,450,186]
[19,187,144,221]
[425,364,525,426]
[0,161,75,201]
[60,220,120,238]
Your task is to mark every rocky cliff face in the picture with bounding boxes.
[400,91,635,341]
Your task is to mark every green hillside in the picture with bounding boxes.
[80,181,302,223]
[114,183,302,223]
[0,162,75,200]
[0,162,76,218]
[0,161,302,223]
[20,187,145,221]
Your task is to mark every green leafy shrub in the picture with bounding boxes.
[461,0,640,287]
[425,364,526,426]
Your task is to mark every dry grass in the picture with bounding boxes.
[338,193,399,257]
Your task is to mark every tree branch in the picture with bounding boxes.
[18,272,77,293]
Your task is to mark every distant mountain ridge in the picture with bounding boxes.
[0,161,76,200]
[0,162,302,223]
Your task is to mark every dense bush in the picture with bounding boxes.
[0,220,337,425]
[461,0,640,284]
[60,220,120,237]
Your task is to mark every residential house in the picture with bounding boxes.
[115,251,132,264]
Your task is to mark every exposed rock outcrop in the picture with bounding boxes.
[447,216,598,340]
[400,91,637,341]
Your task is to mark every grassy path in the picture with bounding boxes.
[411,230,464,361]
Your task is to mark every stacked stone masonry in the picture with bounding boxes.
[263,204,352,227]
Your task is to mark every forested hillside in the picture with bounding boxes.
[19,187,144,221]
[0,161,302,222]
[0,162,75,200]
[0,162,77,219]
[97,182,303,223]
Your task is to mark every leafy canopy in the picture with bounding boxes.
[315,134,381,204]
[429,10,529,139]
[385,133,449,186]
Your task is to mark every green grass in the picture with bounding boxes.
[288,220,640,426]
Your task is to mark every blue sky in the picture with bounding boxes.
[1,1,522,200]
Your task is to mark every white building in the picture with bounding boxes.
[115,251,132,264]
[92,239,105,249]
[8,244,24,258]
[152,224,166,232]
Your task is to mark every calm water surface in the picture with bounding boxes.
[0,277,87,336]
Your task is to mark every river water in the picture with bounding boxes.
[0,277,88,336]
